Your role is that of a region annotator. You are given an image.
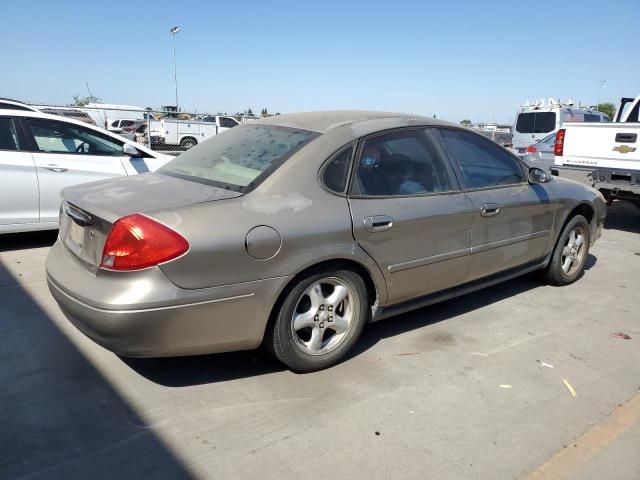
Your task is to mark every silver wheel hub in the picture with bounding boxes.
[291,277,356,356]
[561,226,586,275]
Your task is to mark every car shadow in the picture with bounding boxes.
[0,258,192,479]
[604,200,640,234]
[123,348,285,387]
[0,229,58,252]
[128,259,602,385]
[351,272,546,358]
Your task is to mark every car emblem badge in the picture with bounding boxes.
[612,145,636,154]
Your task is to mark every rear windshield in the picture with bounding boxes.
[515,112,556,133]
[159,124,319,192]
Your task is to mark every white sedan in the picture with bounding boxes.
[0,105,170,234]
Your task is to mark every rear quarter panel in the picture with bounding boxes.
[150,127,389,303]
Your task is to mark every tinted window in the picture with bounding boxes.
[436,129,524,189]
[323,147,352,193]
[26,119,124,156]
[0,118,20,150]
[120,120,135,127]
[220,117,239,128]
[356,130,452,196]
[515,112,556,133]
[160,124,319,192]
[626,102,640,123]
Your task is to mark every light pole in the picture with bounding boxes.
[596,79,606,111]
[170,26,180,111]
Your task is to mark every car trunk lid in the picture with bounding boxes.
[59,173,242,272]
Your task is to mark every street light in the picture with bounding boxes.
[170,26,180,111]
[596,79,606,111]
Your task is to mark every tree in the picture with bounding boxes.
[247,108,254,117]
[261,107,269,117]
[460,119,472,126]
[596,102,616,120]
[72,94,101,106]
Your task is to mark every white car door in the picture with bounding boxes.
[0,116,39,226]
[22,117,129,223]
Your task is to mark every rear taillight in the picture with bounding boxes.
[101,214,188,271]
[526,146,537,153]
[554,129,565,156]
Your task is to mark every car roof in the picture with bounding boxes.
[254,110,455,133]
[0,98,40,112]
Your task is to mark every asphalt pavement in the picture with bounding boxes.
[1,201,639,480]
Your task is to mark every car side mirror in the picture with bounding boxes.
[528,167,552,184]
[123,143,140,157]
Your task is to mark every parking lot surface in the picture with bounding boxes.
[1,202,639,480]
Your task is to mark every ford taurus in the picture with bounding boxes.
[46,111,606,371]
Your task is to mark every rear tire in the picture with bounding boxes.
[543,215,590,286]
[268,267,368,372]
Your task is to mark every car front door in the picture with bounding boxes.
[433,128,555,282]
[21,117,129,223]
[348,129,475,305]
[0,117,39,226]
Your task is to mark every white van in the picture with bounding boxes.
[512,99,609,156]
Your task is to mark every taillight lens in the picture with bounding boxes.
[101,214,188,271]
[526,146,537,153]
[554,129,565,156]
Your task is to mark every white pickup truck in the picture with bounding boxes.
[149,115,240,150]
[553,95,640,208]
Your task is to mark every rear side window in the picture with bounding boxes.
[515,112,556,133]
[0,118,20,151]
[435,128,524,189]
[355,130,453,196]
[323,147,352,193]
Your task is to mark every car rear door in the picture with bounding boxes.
[0,116,39,226]
[21,117,129,223]
[348,128,474,305]
[433,128,555,282]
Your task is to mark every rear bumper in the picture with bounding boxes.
[46,241,292,357]
[592,168,640,196]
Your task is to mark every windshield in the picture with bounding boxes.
[159,124,319,192]
[515,112,556,134]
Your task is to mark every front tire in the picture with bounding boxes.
[268,267,368,372]
[543,215,590,286]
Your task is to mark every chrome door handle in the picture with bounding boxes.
[363,215,394,232]
[480,203,501,217]
[43,166,68,173]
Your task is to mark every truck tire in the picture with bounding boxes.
[180,137,197,150]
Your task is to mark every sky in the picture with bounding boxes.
[2,0,639,123]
